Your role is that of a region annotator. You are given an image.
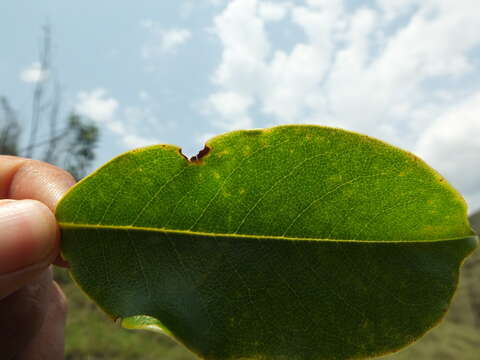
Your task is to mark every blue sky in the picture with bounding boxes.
[1,0,480,212]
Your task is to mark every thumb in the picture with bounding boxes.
[0,199,59,299]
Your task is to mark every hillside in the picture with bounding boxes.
[470,210,480,232]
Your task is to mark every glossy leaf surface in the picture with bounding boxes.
[56,125,477,360]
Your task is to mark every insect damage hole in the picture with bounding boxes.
[178,145,211,164]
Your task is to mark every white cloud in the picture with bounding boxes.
[209,0,225,7]
[209,91,253,118]
[75,88,160,149]
[205,0,480,210]
[75,88,118,122]
[160,29,191,53]
[20,62,48,83]
[415,91,480,211]
[141,21,191,58]
[376,0,421,22]
[205,0,270,129]
[208,91,254,130]
[122,134,158,148]
[212,0,270,90]
[258,2,290,22]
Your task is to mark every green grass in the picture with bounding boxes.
[58,212,480,359]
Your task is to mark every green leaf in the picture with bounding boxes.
[56,125,477,360]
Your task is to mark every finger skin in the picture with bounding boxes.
[1,270,51,359]
[0,156,75,359]
[17,271,67,360]
[0,245,58,301]
[0,156,75,211]
[0,200,59,275]
[0,156,74,267]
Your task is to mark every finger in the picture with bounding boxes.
[0,200,59,299]
[16,278,67,360]
[0,268,52,359]
[0,156,75,211]
[0,156,75,267]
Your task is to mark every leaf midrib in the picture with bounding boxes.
[58,222,477,244]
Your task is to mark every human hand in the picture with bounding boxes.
[0,156,75,360]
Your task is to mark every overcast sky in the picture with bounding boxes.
[1,0,480,213]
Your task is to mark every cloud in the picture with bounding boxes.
[207,91,254,130]
[141,20,191,58]
[75,88,118,122]
[415,91,480,211]
[204,0,269,128]
[376,0,421,22]
[205,0,480,210]
[122,134,158,148]
[209,0,225,7]
[20,62,48,83]
[160,29,191,53]
[258,2,290,22]
[75,88,160,149]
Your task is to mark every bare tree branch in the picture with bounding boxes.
[19,127,70,154]
[26,24,51,158]
[44,81,61,163]
[1,24,99,181]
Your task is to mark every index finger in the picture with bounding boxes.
[0,156,75,210]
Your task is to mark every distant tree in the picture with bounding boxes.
[0,97,21,155]
[0,25,99,180]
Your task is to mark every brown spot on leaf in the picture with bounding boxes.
[189,145,211,164]
[177,148,189,161]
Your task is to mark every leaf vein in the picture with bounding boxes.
[188,138,291,231]
[234,151,331,234]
